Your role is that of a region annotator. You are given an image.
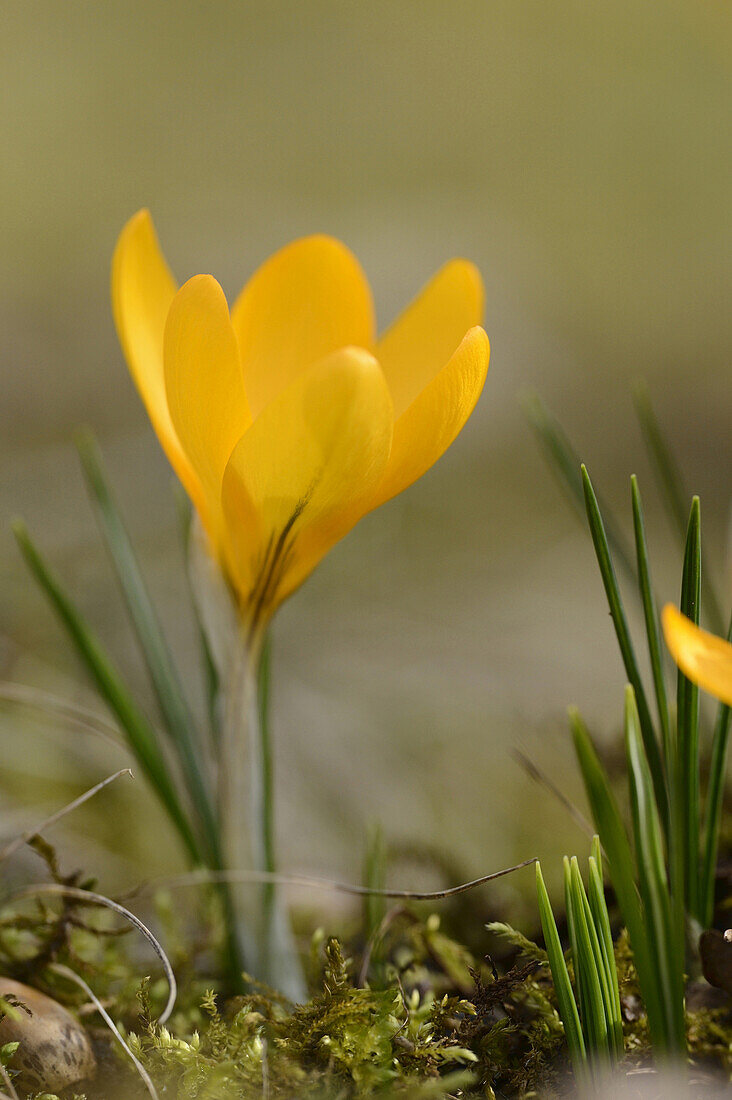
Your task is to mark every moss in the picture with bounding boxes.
[121,935,483,1098]
[1,849,730,1097]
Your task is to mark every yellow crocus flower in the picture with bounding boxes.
[112,210,489,635]
[662,604,732,705]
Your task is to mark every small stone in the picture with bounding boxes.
[699,930,732,995]
[0,977,96,1092]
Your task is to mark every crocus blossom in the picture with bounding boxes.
[662,604,732,706]
[112,210,489,634]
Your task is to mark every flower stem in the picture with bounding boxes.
[256,636,277,972]
[219,626,305,999]
[219,627,259,967]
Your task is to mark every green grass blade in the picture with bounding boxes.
[624,685,685,1053]
[363,823,387,943]
[173,486,221,744]
[564,858,598,1057]
[676,497,702,921]
[588,851,624,1059]
[630,475,671,763]
[569,857,610,1060]
[12,519,201,865]
[563,857,589,1037]
[523,392,637,584]
[582,466,668,830]
[569,707,666,1047]
[536,861,587,1079]
[633,380,725,635]
[700,610,732,927]
[75,431,220,868]
[632,381,690,545]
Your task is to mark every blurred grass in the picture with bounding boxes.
[0,1,730,903]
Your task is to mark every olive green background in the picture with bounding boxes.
[1,2,730,909]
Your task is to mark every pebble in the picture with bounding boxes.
[0,977,96,1092]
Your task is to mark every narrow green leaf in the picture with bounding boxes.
[563,857,589,1039]
[569,857,610,1059]
[630,475,671,763]
[590,834,603,878]
[676,497,701,921]
[173,486,220,744]
[569,707,666,1048]
[12,519,201,865]
[536,861,587,1079]
[363,823,387,942]
[633,380,725,636]
[632,382,690,545]
[564,858,599,1060]
[581,466,668,831]
[522,392,637,585]
[76,432,220,868]
[700,608,732,927]
[587,852,624,1059]
[625,686,685,1053]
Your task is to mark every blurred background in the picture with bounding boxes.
[1,1,730,915]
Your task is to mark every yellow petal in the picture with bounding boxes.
[230,235,375,417]
[370,325,489,510]
[376,260,484,418]
[164,275,251,535]
[111,210,200,499]
[221,348,393,623]
[662,604,732,706]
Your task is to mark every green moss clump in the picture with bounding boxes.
[1,851,730,1098]
[124,936,482,1098]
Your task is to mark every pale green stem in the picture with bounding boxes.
[257,637,277,970]
[219,628,259,973]
[219,625,305,999]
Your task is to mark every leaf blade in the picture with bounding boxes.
[676,497,702,921]
[581,466,668,831]
[569,857,610,1061]
[624,685,685,1053]
[536,861,587,1080]
[633,380,725,636]
[587,849,624,1059]
[569,706,666,1048]
[12,519,201,865]
[700,616,732,926]
[75,431,220,867]
[522,392,637,585]
[630,475,671,763]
